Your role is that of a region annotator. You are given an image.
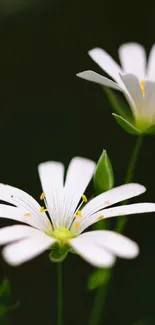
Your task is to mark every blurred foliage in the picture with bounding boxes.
[0,0,53,15]
[0,279,20,324]
[88,268,111,290]
[133,319,154,325]
[0,0,32,13]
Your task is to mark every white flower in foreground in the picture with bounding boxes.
[77,43,155,134]
[0,157,155,267]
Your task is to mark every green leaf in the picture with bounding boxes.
[93,150,114,195]
[113,113,141,135]
[88,268,111,290]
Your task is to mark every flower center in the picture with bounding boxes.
[51,228,73,241]
[140,80,145,95]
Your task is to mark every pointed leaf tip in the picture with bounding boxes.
[93,150,114,195]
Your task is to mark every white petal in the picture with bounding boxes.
[147,44,155,81]
[0,184,41,213]
[77,203,155,233]
[88,48,123,87]
[70,232,115,267]
[0,225,42,245]
[71,184,146,234]
[0,184,48,230]
[2,232,56,266]
[144,81,155,120]
[76,70,122,90]
[78,230,139,259]
[119,43,146,80]
[82,183,145,218]
[38,161,65,227]
[99,202,155,218]
[101,231,139,259]
[119,73,144,119]
[0,204,48,231]
[63,157,95,228]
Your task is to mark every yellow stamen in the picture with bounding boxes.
[40,206,47,213]
[40,192,45,200]
[24,213,32,217]
[82,194,87,203]
[140,80,145,95]
[76,210,82,218]
[98,215,104,221]
[74,222,80,229]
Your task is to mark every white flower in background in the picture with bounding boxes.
[0,157,155,267]
[77,43,155,133]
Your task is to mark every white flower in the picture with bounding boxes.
[77,43,155,132]
[0,157,155,267]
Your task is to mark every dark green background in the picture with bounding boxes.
[0,1,155,324]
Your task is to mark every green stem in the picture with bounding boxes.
[116,135,143,233]
[89,136,143,325]
[57,263,63,325]
[89,270,112,325]
[125,135,143,184]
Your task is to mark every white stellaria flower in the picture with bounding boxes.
[77,43,155,133]
[0,157,155,267]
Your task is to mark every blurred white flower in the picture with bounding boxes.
[77,43,155,133]
[0,157,154,267]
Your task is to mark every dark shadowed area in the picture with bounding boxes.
[0,0,155,324]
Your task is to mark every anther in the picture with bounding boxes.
[40,206,47,213]
[40,192,45,200]
[140,80,145,95]
[76,210,82,218]
[24,213,32,217]
[82,194,87,203]
[98,215,104,221]
[74,222,80,229]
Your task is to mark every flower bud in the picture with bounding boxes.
[93,150,114,195]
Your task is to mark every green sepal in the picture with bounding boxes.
[88,268,111,290]
[49,242,69,263]
[93,150,114,195]
[68,246,77,254]
[112,113,141,135]
[144,124,155,134]
[105,88,133,120]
